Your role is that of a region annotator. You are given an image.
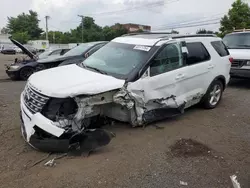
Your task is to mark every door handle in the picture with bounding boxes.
[175,74,185,80]
[208,64,214,69]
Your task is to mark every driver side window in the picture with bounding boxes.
[150,43,183,77]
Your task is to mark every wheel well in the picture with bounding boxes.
[215,76,226,90]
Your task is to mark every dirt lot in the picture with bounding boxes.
[0,54,250,188]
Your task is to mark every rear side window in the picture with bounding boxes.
[211,41,229,57]
[186,42,210,65]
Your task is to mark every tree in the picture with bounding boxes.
[6,10,43,39]
[196,29,214,34]
[12,32,30,44]
[219,0,250,37]
[171,30,179,34]
[1,27,10,34]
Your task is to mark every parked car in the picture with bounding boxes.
[5,37,70,80]
[223,29,250,79]
[20,33,231,151]
[1,47,16,55]
[38,48,70,60]
[35,41,108,71]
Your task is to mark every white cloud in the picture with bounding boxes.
[0,0,245,34]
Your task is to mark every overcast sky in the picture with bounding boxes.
[0,0,249,34]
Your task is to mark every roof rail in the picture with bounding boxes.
[122,32,216,38]
[171,34,217,39]
[122,32,172,36]
[233,28,250,32]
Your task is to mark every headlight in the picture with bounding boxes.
[9,65,20,69]
[246,61,250,66]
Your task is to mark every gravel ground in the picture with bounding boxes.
[0,54,250,188]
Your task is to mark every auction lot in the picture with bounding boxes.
[0,54,250,188]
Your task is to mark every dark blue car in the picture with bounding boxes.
[5,38,108,80]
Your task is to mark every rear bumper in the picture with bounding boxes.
[230,68,250,78]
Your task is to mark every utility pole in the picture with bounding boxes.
[45,16,50,41]
[77,15,84,43]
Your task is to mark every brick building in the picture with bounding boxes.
[122,23,151,32]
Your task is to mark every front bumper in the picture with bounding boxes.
[6,69,20,80]
[20,92,70,152]
[230,68,250,79]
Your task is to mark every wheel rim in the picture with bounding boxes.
[209,84,222,106]
[20,68,33,79]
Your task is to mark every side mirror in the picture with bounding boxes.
[84,52,89,58]
[139,68,150,79]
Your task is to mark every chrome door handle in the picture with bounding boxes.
[208,64,214,69]
[175,74,185,80]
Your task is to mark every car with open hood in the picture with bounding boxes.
[34,41,108,71]
[20,33,231,151]
[5,37,70,80]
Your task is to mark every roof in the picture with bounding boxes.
[112,32,218,46]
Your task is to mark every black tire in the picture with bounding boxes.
[19,67,34,80]
[202,80,223,109]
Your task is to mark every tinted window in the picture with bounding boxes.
[223,33,250,49]
[150,43,183,77]
[186,42,210,65]
[211,41,229,57]
[50,49,61,55]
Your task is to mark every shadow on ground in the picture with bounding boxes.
[228,78,250,89]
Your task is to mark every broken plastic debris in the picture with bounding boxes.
[44,159,56,167]
[230,175,241,188]
[180,181,188,186]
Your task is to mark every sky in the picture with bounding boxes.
[0,0,249,34]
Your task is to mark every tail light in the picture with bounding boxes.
[229,57,233,63]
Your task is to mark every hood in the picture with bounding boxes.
[9,37,36,59]
[37,55,74,63]
[28,64,125,98]
[228,49,250,60]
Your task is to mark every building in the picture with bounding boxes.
[122,23,151,32]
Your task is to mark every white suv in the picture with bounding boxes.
[20,33,231,150]
[223,30,250,78]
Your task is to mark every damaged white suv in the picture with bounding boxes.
[20,33,231,150]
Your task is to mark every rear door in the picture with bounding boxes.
[180,41,213,107]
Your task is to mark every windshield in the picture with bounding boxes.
[63,43,94,57]
[81,42,152,77]
[38,51,51,59]
[223,33,250,49]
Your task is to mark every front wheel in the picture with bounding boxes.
[19,67,34,80]
[202,80,223,109]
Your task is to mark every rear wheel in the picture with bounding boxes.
[19,67,34,80]
[202,80,223,109]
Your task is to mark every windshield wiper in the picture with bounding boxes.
[85,65,107,75]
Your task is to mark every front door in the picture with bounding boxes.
[127,41,187,123]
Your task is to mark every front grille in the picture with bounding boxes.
[231,60,246,68]
[23,84,50,114]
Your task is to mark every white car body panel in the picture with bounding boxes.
[28,64,125,98]
[228,49,250,60]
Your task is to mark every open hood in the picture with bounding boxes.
[9,37,36,59]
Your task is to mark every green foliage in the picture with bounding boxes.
[12,32,30,44]
[219,0,250,37]
[1,27,10,34]
[196,29,215,34]
[7,10,43,40]
[171,30,179,34]
[39,18,129,44]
